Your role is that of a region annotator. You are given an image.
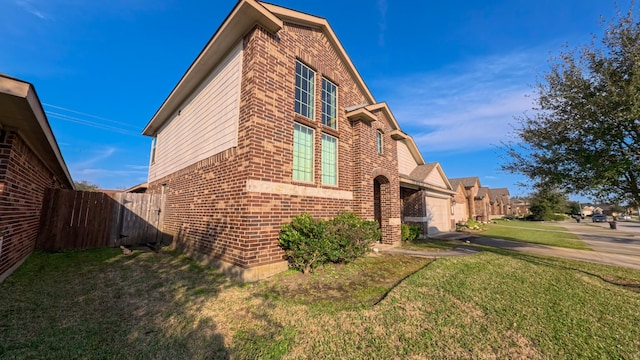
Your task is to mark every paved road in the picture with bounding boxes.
[431,220,640,270]
[559,220,640,256]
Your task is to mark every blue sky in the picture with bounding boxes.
[1,0,633,196]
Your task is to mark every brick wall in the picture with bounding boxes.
[148,22,403,280]
[0,131,64,282]
[452,185,468,223]
[401,187,428,237]
[474,197,491,221]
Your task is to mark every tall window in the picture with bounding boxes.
[376,130,383,154]
[295,61,315,119]
[293,123,314,182]
[321,134,337,185]
[321,78,337,129]
[151,136,157,164]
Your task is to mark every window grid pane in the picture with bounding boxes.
[322,134,337,185]
[376,130,383,154]
[295,61,315,119]
[293,123,314,182]
[321,78,337,129]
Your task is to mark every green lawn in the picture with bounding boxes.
[476,220,591,250]
[400,237,462,251]
[490,219,568,231]
[2,247,639,359]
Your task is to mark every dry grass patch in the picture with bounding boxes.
[256,254,434,310]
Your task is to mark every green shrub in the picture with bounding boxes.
[278,212,379,274]
[278,213,328,274]
[454,219,486,231]
[401,224,421,242]
[325,212,379,263]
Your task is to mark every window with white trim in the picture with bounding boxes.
[151,136,157,164]
[321,78,337,129]
[295,61,315,119]
[376,130,383,154]
[321,134,337,185]
[293,123,314,182]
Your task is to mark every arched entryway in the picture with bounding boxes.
[373,174,391,244]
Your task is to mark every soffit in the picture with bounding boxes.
[0,75,74,188]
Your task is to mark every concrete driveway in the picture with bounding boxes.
[433,220,640,270]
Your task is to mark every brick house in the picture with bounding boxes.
[511,198,530,215]
[142,1,426,281]
[489,187,510,216]
[399,162,456,236]
[449,177,481,221]
[448,178,469,224]
[475,187,492,221]
[0,74,74,282]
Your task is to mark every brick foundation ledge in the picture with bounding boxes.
[173,243,289,282]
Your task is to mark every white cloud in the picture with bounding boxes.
[71,147,117,169]
[14,0,49,19]
[375,49,547,155]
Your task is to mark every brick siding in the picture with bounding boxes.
[148,22,403,279]
[0,131,65,281]
[401,187,428,237]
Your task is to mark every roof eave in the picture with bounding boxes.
[0,75,74,189]
[142,0,283,136]
[399,175,456,195]
[346,107,376,123]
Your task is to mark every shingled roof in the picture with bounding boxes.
[448,178,464,192]
[448,176,480,188]
[491,188,510,197]
[476,186,490,199]
[490,188,510,202]
[408,163,438,182]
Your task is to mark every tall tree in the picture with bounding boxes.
[503,5,640,206]
[528,187,569,221]
[74,180,100,191]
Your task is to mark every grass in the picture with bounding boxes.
[400,237,463,251]
[474,219,591,250]
[2,246,640,358]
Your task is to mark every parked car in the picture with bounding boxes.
[592,214,608,222]
[618,214,631,221]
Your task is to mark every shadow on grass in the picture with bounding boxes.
[0,248,232,359]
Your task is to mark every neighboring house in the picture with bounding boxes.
[594,204,610,216]
[399,162,456,236]
[449,178,469,224]
[125,182,148,193]
[582,204,595,216]
[474,187,492,221]
[449,177,481,221]
[489,188,510,217]
[0,74,74,282]
[142,1,425,281]
[510,198,530,215]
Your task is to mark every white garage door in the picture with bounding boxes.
[425,196,451,235]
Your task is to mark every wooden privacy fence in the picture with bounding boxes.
[37,189,166,251]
